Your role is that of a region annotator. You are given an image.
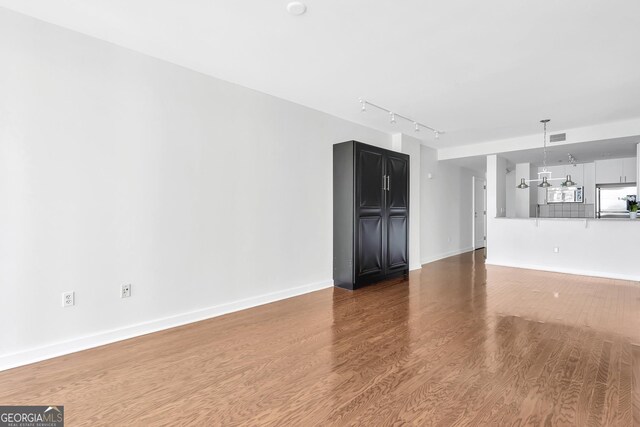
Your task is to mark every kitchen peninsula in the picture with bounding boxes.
[487,153,640,282]
[506,156,637,220]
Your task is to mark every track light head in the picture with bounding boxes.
[390,112,396,124]
[414,122,420,132]
[435,131,440,139]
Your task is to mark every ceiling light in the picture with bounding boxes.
[538,176,552,188]
[286,1,307,16]
[517,178,529,189]
[356,98,443,137]
[518,119,560,189]
[561,175,576,187]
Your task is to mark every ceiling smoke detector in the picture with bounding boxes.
[287,1,307,16]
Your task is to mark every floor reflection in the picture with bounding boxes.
[322,250,639,425]
[485,261,640,340]
[329,275,411,423]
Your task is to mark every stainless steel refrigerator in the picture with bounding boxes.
[596,184,637,218]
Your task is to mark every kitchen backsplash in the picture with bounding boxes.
[538,203,595,218]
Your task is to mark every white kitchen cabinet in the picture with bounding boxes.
[544,165,564,181]
[622,157,637,183]
[595,157,637,184]
[595,159,622,184]
[583,162,595,205]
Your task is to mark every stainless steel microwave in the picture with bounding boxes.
[546,186,583,203]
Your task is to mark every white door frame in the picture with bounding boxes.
[472,176,487,250]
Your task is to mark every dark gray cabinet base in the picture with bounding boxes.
[333,141,409,290]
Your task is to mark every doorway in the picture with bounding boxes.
[472,177,486,251]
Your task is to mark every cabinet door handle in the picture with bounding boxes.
[382,175,386,190]
[386,176,390,191]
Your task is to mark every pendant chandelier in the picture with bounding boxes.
[517,119,565,189]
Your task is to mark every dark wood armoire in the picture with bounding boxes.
[333,141,409,290]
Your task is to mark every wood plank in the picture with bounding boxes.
[587,340,612,426]
[633,344,640,426]
[618,341,632,427]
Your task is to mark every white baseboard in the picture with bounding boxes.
[0,279,333,372]
[421,246,475,266]
[486,259,640,282]
[409,263,422,271]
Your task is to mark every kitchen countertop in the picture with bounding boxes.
[495,217,639,221]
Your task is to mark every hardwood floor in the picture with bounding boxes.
[1,250,639,425]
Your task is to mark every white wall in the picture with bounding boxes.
[0,9,399,368]
[393,133,421,270]
[515,163,531,218]
[487,155,499,220]
[495,156,507,218]
[505,169,516,218]
[487,155,640,281]
[420,146,476,264]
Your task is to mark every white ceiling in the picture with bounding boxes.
[2,1,640,148]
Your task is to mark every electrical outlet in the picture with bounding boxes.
[121,284,131,298]
[62,291,75,307]
[553,247,560,253]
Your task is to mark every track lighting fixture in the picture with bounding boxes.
[517,178,529,189]
[357,98,443,138]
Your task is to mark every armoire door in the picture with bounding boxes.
[355,144,386,282]
[385,153,409,272]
